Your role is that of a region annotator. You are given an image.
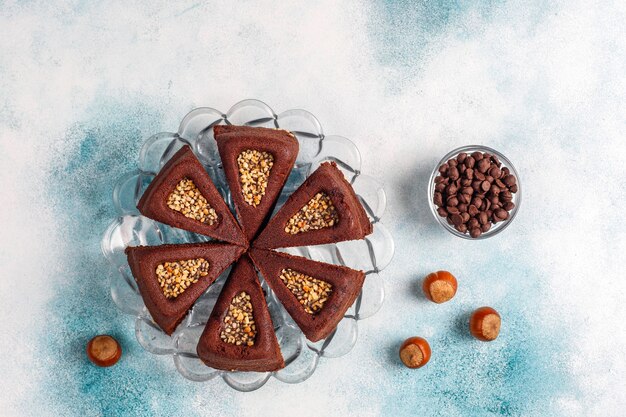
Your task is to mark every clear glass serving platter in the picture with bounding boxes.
[101,99,394,391]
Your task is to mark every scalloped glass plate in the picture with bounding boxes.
[101,99,394,391]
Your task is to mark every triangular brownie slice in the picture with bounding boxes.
[213,125,299,242]
[249,248,365,342]
[254,162,372,249]
[196,255,285,372]
[137,145,246,246]
[125,243,246,335]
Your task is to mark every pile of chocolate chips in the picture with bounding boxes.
[433,151,518,238]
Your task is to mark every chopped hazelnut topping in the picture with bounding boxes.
[237,149,274,207]
[220,291,257,346]
[167,178,218,225]
[284,192,339,235]
[155,258,209,299]
[279,268,333,314]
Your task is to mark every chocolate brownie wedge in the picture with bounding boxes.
[253,162,372,249]
[214,125,299,241]
[137,145,246,246]
[197,255,285,372]
[125,243,246,335]
[249,248,365,342]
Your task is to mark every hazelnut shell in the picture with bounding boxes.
[87,335,122,367]
[469,307,501,341]
[422,271,458,304]
[399,337,431,369]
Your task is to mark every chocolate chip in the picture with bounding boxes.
[503,174,516,187]
[455,223,468,233]
[477,158,490,173]
[446,184,458,195]
[434,192,443,206]
[495,209,509,220]
[433,150,518,238]
[503,202,515,211]
[500,190,512,202]
[451,213,463,226]
[488,166,501,178]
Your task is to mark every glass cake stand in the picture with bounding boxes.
[101,99,394,391]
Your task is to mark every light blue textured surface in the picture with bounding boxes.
[0,1,624,416]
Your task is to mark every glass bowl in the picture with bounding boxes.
[101,99,394,391]
[427,145,521,240]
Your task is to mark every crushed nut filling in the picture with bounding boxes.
[167,178,218,225]
[237,149,274,207]
[155,258,209,299]
[279,268,333,314]
[285,192,339,234]
[220,291,257,346]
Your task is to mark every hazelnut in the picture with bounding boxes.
[422,271,458,303]
[469,307,501,341]
[399,337,431,369]
[87,335,122,367]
